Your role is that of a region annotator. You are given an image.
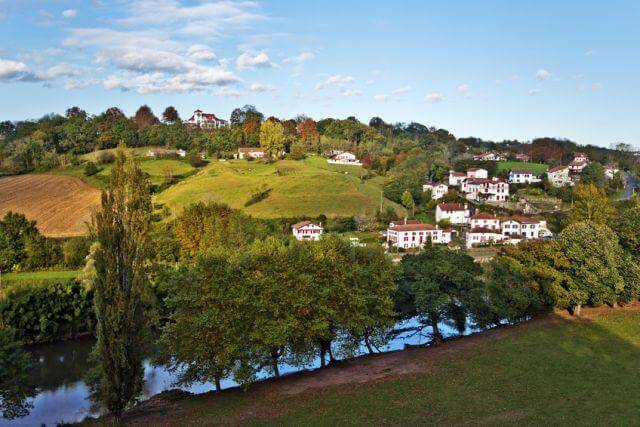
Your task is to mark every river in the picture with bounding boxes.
[5,319,478,426]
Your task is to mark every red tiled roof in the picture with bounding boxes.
[501,216,542,224]
[450,171,466,177]
[438,203,467,211]
[390,219,421,227]
[471,212,499,220]
[390,223,438,232]
[547,165,568,172]
[292,221,322,230]
[469,227,502,234]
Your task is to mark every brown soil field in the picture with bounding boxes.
[0,174,101,237]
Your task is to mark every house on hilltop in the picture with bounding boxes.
[474,151,505,162]
[328,151,362,166]
[187,109,227,129]
[236,147,265,159]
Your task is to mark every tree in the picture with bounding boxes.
[89,148,154,419]
[0,212,38,270]
[84,161,99,176]
[401,190,415,218]
[65,106,87,119]
[580,162,606,188]
[259,120,285,158]
[567,183,613,225]
[162,106,180,124]
[559,221,627,314]
[134,105,159,130]
[613,203,640,256]
[397,247,482,343]
[296,118,319,144]
[0,326,35,420]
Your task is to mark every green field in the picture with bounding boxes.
[51,158,196,189]
[115,309,640,425]
[1,270,80,283]
[155,157,404,218]
[497,161,549,174]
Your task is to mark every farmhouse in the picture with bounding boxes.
[448,171,467,186]
[328,151,362,166]
[387,221,453,249]
[292,221,324,241]
[436,202,471,225]
[187,109,227,129]
[508,169,541,184]
[466,228,504,249]
[147,148,186,157]
[236,147,265,159]
[547,165,571,187]
[461,178,509,202]
[467,168,488,179]
[474,151,505,162]
[389,219,421,228]
[423,182,449,199]
[501,216,549,240]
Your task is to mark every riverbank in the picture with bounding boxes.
[89,304,640,425]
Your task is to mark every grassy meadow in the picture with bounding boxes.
[155,157,404,218]
[1,270,80,283]
[497,161,549,174]
[112,309,640,425]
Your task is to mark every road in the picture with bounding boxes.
[618,172,637,201]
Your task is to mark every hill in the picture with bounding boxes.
[0,175,101,237]
[155,157,404,218]
[497,161,549,174]
[104,307,640,425]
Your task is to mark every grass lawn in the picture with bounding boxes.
[1,270,80,283]
[155,157,404,218]
[113,308,640,425]
[51,158,196,189]
[498,161,549,174]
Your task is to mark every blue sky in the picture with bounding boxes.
[0,0,638,147]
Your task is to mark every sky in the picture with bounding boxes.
[0,0,639,147]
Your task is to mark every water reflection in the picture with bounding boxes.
[5,318,478,426]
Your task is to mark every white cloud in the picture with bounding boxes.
[35,62,82,79]
[529,88,542,95]
[249,82,275,92]
[283,52,314,63]
[391,86,411,95]
[456,83,469,93]
[374,86,412,101]
[424,92,444,103]
[187,44,216,61]
[365,79,375,85]
[535,69,551,80]
[0,57,35,81]
[213,87,241,97]
[339,87,361,97]
[236,52,276,70]
[62,9,77,19]
[64,77,100,90]
[315,74,355,90]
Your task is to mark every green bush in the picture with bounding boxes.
[84,161,99,176]
[0,280,94,343]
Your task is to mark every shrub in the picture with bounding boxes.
[84,162,99,176]
[245,184,271,207]
[63,237,90,269]
[187,152,207,168]
[0,280,95,343]
[96,151,116,165]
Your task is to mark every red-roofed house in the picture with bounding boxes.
[187,109,228,129]
[514,153,530,162]
[386,222,453,249]
[461,178,509,202]
[547,165,570,187]
[422,182,449,199]
[474,151,506,161]
[470,212,501,230]
[449,171,467,186]
[568,161,588,173]
[572,152,590,163]
[436,203,471,225]
[466,228,505,249]
[292,221,324,241]
[467,168,488,179]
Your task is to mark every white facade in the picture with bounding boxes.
[605,167,620,180]
[466,229,505,249]
[547,166,570,187]
[465,215,551,248]
[436,203,471,225]
[328,151,362,166]
[467,168,488,179]
[187,109,227,129]
[449,171,467,186]
[508,169,541,184]
[423,183,449,200]
[387,223,453,249]
[292,221,324,241]
[470,213,501,230]
[474,152,506,162]
[573,152,590,163]
[502,218,547,239]
[461,178,509,202]
[568,161,588,173]
[237,148,265,159]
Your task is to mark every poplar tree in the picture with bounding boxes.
[89,148,153,419]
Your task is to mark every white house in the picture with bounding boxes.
[292,221,324,241]
[573,152,590,163]
[148,148,186,157]
[501,216,548,240]
[236,147,265,159]
[547,165,571,187]
[470,212,501,230]
[474,151,506,162]
[328,151,362,166]
[449,171,467,186]
[466,228,505,249]
[423,182,449,200]
[568,161,588,173]
[389,219,421,228]
[436,203,471,225]
[187,109,227,129]
[508,169,541,184]
[467,168,488,179]
[387,222,453,249]
[461,178,509,202]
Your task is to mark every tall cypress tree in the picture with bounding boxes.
[89,148,153,419]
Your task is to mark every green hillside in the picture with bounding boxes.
[155,157,404,218]
[497,161,549,173]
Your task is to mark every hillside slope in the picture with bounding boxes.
[155,157,404,218]
[0,174,101,237]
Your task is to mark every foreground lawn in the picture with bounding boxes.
[1,270,80,283]
[155,157,404,218]
[497,161,549,174]
[115,309,640,425]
